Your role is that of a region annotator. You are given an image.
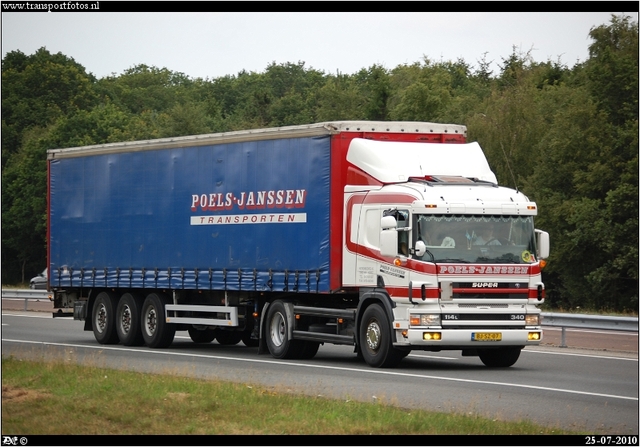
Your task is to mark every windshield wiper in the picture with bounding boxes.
[475,253,520,264]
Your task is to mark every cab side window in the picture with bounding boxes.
[396,210,410,256]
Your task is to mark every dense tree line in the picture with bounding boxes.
[2,15,637,312]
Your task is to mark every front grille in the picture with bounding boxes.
[449,282,529,299]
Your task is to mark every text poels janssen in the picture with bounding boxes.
[190,189,307,225]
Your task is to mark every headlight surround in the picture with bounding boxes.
[410,313,441,327]
[525,314,540,326]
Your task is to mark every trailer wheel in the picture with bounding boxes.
[115,293,145,346]
[359,304,403,368]
[92,291,120,344]
[214,329,242,345]
[141,293,176,348]
[188,327,216,344]
[478,347,521,367]
[265,300,302,359]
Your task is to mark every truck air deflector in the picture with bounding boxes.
[346,139,498,185]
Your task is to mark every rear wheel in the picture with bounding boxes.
[141,293,176,348]
[265,300,303,359]
[92,291,119,344]
[478,347,522,367]
[241,330,259,347]
[115,292,144,346]
[215,329,242,345]
[359,303,403,368]
[188,327,216,344]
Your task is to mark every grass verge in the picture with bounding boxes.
[1,356,577,435]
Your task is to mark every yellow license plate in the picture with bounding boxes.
[471,332,502,341]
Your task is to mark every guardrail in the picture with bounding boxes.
[1,288,51,311]
[2,288,638,340]
[541,312,639,348]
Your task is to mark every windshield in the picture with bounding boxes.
[413,214,538,264]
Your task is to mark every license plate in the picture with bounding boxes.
[471,332,502,341]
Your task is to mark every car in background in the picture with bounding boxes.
[29,268,47,289]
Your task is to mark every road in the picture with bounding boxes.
[1,305,638,435]
[3,296,637,353]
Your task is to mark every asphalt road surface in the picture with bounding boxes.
[3,297,637,353]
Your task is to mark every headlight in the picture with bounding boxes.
[410,313,441,326]
[525,314,540,325]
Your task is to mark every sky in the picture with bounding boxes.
[1,9,637,80]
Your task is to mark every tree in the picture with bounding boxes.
[586,14,639,127]
[1,47,98,167]
[1,127,49,283]
[522,14,639,311]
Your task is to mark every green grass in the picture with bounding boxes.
[1,356,578,435]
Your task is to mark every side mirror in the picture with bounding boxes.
[414,240,426,257]
[381,215,397,230]
[380,216,398,257]
[535,229,550,259]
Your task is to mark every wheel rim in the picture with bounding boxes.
[144,306,157,336]
[95,303,107,334]
[120,304,132,335]
[269,311,286,347]
[366,320,381,351]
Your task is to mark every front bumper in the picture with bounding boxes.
[394,327,543,348]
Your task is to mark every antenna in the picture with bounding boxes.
[499,141,518,192]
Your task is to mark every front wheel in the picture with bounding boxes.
[297,341,320,359]
[141,293,176,348]
[92,291,120,344]
[359,304,403,368]
[478,347,522,367]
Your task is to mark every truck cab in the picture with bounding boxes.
[342,137,549,367]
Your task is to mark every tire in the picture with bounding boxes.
[298,341,320,360]
[215,329,242,345]
[359,303,403,368]
[478,347,522,367]
[141,293,176,348]
[92,291,120,344]
[265,300,303,359]
[188,327,216,344]
[241,330,259,347]
[115,292,145,346]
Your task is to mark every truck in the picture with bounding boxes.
[47,120,549,368]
